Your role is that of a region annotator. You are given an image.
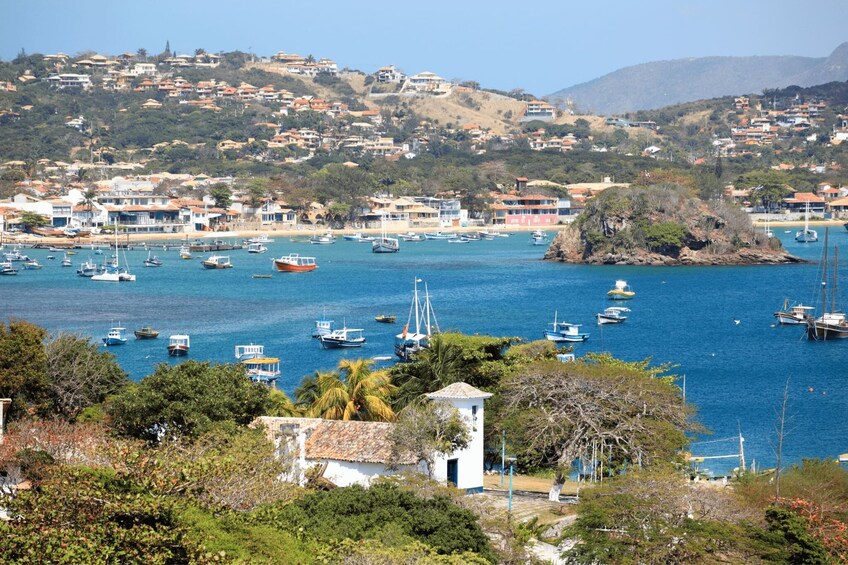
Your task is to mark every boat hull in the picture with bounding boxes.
[168,345,190,356]
[319,337,365,348]
[597,315,626,324]
[134,331,160,339]
[102,337,127,346]
[274,261,317,272]
[543,330,589,342]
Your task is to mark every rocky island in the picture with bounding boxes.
[544,185,803,266]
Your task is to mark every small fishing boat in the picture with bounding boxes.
[247,242,268,254]
[309,232,335,245]
[179,244,193,259]
[343,232,375,242]
[143,251,163,267]
[273,253,317,272]
[399,232,426,242]
[22,260,43,270]
[447,236,471,244]
[167,334,191,356]
[201,255,232,269]
[62,254,73,267]
[477,230,497,240]
[319,326,366,349]
[530,230,548,245]
[424,232,456,240]
[375,315,396,324]
[372,236,400,253]
[0,261,18,275]
[245,234,274,244]
[806,232,848,340]
[235,344,281,386]
[76,259,101,277]
[607,279,635,300]
[3,248,30,262]
[46,255,55,260]
[312,314,335,338]
[252,274,273,279]
[773,299,814,325]
[102,326,128,346]
[134,326,160,339]
[597,306,630,325]
[544,312,589,342]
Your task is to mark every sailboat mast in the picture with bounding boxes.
[822,229,829,313]
[413,278,421,334]
[833,246,838,313]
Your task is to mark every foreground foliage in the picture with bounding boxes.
[107,360,270,443]
[254,482,496,562]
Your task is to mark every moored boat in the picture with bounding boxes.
[597,306,630,325]
[399,232,426,242]
[530,230,548,245]
[343,233,375,242]
[375,315,396,323]
[424,231,455,240]
[273,253,317,272]
[179,244,193,259]
[245,234,274,244]
[134,326,160,339]
[806,232,848,340]
[22,260,43,270]
[201,255,232,269]
[167,334,191,356]
[102,326,128,346]
[235,344,281,386]
[395,277,439,360]
[309,232,335,245]
[607,279,635,300]
[319,326,366,349]
[795,201,818,243]
[143,251,163,267]
[773,300,814,325]
[0,261,18,275]
[372,236,400,253]
[544,312,589,342]
[312,314,335,338]
[247,242,268,254]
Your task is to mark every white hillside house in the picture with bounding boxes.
[255,382,492,492]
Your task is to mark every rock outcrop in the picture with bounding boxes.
[543,186,803,266]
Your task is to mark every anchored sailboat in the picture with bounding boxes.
[395,278,439,360]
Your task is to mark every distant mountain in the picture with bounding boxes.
[549,42,848,115]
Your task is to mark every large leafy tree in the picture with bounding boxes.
[296,359,396,422]
[0,319,50,420]
[44,333,129,420]
[208,182,232,209]
[107,361,271,443]
[388,399,470,479]
[499,353,696,500]
[18,211,49,232]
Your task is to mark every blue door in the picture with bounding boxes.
[447,458,458,486]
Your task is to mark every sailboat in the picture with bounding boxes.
[795,201,818,243]
[806,230,848,340]
[92,221,135,282]
[372,212,399,253]
[395,277,439,360]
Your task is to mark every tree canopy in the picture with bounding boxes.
[107,360,271,443]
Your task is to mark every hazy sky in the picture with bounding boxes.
[3,0,847,95]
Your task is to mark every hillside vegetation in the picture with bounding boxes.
[544,184,801,265]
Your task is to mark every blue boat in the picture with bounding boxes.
[543,312,589,342]
[102,326,128,346]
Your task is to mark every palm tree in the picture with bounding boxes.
[81,188,97,227]
[393,335,464,409]
[298,360,396,422]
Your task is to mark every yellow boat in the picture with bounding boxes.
[607,279,635,300]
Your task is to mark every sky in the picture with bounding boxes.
[2,0,848,96]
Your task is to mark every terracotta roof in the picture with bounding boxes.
[788,192,825,203]
[300,419,411,464]
[426,382,493,400]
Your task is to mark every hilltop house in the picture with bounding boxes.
[254,382,492,492]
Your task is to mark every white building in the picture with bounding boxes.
[255,382,492,492]
[45,73,93,90]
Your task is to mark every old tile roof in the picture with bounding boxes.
[305,419,417,464]
[426,382,493,400]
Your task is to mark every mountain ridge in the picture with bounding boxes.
[549,42,848,114]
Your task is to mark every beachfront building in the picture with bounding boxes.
[490,193,559,226]
[255,382,492,492]
[412,196,464,227]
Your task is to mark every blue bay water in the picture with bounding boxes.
[2,230,847,474]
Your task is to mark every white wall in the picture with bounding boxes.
[432,397,487,492]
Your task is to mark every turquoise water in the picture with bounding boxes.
[2,230,847,473]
